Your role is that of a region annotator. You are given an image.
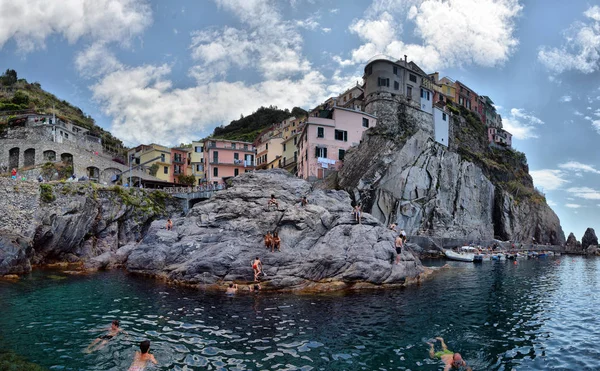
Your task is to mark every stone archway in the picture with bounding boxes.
[8,147,19,170]
[43,150,56,162]
[61,153,73,164]
[86,166,100,182]
[101,167,122,184]
[24,148,36,167]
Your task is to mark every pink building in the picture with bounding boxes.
[297,107,376,180]
[488,127,512,148]
[170,147,190,183]
[204,139,256,185]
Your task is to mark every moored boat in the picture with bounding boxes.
[444,249,475,262]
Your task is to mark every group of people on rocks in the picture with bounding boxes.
[263,231,281,252]
[86,320,158,371]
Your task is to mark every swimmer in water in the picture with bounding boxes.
[128,340,158,371]
[86,320,125,353]
[226,283,238,295]
[428,337,471,371]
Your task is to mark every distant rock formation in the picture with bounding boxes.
[582,228,598,250]
[126,170,424,291]
[566,232,580,248]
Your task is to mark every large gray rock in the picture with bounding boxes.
[0,231,33,275]
[582,228,598,250]
[565,232,581,253]
[127,170,424,291]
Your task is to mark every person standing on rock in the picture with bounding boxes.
[300,196,308,207]
[166,219,173,231]
[272,232,281,252]
[252,257,263,281]
[395,235,404,264]
[353,204,362,224]
[268,194,279,210]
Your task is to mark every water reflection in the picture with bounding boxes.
[0,258,599,370]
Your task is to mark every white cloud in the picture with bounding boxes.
[592,120,600,134]
[558,161,600,174]
[296,16,320,31]
[567,187,600,200]
[330,8,339,14]
[336,0,522,71]
[547,199,557,207]
[538,5,600,74]
[190,0,311,81]
[0,0,152,53]
[566,203,582,208]
[560,95,572,102]
[322,28,332,33]
[75,43,123,77]
[530,169,569,191]
[501,108,544,139]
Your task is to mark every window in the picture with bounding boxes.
[317,127,324,138]
[409,74,417,83]
[64,133,69,138]
[213,167,218,177]
[378,77,389,87]
[163,166,168,174]
[209,141,216,147]
[293,137,297,145]
[334,129,348,142]
[244,144,248,150]
[407,86,412,98]
[442,113,447,121]
[362,118,369,128]
[393,66,398,75]
[231,143,236,149]
[200,158,204,163]
[394,81,399,90]
[266,143,269,150]
[283,143,287,151]
[234,168,239,176]
[198,179,202,185]
[213,151,218,163]
[315,146,328,158]
[194,146,202,152]
[161,154,165,162]
[196,164,202,171]
[234,153,239,160]
[339,149,346,161]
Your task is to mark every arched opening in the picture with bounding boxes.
[61,153,73,165]
[8,147,19,170]
[43,150,56,162]
[101,167,122,184]
[24,148,36,167]
[86,166,100,182]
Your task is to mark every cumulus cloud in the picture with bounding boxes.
[560,95,572,102]
[558,161,600,175]
[565,203,582,208]
[75,43,123,77]
[0,0,152,53]
[335,0,522,71]
[538,5,600,75]
[567,187,600,200]
[501,108,544,139]
[592,120,600,134]
[530,169,569,191]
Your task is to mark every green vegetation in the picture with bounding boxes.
[148,163,159,177]
[177,174,196,185]
[0,350,47,371]
[39,183,56,203]
[0,69,125,155]
[210,106,307,142]
[107,186,170,215]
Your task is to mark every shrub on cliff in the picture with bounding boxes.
[39,184,55,203]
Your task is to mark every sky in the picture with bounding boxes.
[0,0,599,238]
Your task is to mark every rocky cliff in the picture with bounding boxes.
[0,179,178,275]
[337,100,565,245]
[126,170,424,291]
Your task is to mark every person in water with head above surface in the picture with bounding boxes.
[428,337,471,371]
[86,320,125,353]
[128,340,158,371]
[226,283,238,295]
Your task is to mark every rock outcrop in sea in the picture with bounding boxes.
[582,228,598,250]
[126,170,423,291]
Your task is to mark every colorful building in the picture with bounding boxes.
[488,127,512,147]
[127,143,172,182]
[337,83,364,110]
[297,106,376,180]
[480,96,502,128]
[429,73,456,104]
[454,81,479,113]
[190,140,205,185]
[204,139,255,185]
[170,147,191,183]
[255,128,284,170]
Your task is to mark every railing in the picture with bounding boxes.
[162,184,225,194]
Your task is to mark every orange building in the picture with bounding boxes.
[204,139,255,185]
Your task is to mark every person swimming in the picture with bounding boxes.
[86,320,125,353]
[128,340,158,371]
[428,337,471,371]
[226,283,238,295]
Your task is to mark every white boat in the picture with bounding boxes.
[444,248,475,262]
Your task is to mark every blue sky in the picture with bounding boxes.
[1,0,600,238]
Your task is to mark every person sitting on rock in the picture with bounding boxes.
[300,196,308,207]
[428,337,471,371]
[389,223,397,232]
[395,235,403,264]
[226,283,238,295]
[400,229,407,243]
[272,232,281,252]
[268,194,279,210]
[252,257,263,282]
[352,204,362,224]
[264,232,273,250]
[166,219,173,231]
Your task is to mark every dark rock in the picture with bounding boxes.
[127,170,424,291]
[0,231,33,275]
[582,228,598,250]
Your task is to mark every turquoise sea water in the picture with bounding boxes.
[0,257,599,370]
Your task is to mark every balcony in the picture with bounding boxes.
[206,143,255,152]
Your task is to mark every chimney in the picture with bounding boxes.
[404,55,407,65]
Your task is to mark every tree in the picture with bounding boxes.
[177,174,196,185]
[12,90,29,106]
[1,69,17,85]
[148,164,159,176]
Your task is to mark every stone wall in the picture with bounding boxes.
[364,92,434,136]
[0,179,39,238]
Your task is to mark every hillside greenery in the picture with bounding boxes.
[210,106,307,142]
[0,69,125,155]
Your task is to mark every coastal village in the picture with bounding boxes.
[1,56,512,189]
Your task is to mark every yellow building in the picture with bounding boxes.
[190,140,206,185]
[280,133,299,173]
[128,143,172,182]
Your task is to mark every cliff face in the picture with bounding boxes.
[337,99,565,245]
[0,180,178,275]
[127,170,424,291]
